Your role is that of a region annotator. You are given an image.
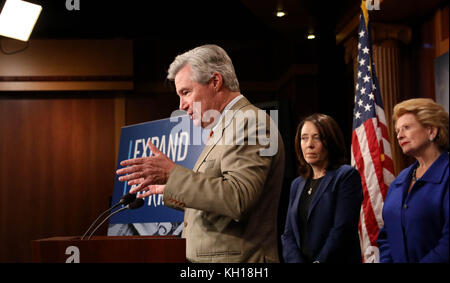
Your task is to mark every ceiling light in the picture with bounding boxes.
[274,1,287,18]
[276,10,286,18]
[307,34,316,40]
[0,0,42,41]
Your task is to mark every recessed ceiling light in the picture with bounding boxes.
[276,10,286,18]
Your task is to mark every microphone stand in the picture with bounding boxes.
[81,193,136,240]
[87,206,129,240]
[81,206,117,240]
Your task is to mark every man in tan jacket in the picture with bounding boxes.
[116,44,285,263]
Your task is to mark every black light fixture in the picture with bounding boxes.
[0,0,42,41]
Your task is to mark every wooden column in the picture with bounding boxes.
[371,24,411,174]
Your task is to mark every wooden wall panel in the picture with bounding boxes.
[0,39,134,91]
[0,95,116,262]
[125,92,179,125]
[435,4,449,57]
[0,39,133,77]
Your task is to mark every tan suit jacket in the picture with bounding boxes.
[164,97,285,262]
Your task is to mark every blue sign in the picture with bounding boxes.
[109,115,206,225]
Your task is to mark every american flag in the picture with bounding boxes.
[351,3,395,263]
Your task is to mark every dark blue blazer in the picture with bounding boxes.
[281,165,363,263]
[377,152,449,263]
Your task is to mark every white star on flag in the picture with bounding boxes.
[359,58,365,66]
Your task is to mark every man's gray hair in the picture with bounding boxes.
[167,44,240,92]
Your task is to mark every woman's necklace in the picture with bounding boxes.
[308,169,326,195]
[307,178,320,195]
[412,166,417,182]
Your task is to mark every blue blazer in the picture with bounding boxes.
[377,152,449,263]
[281,165,363,263]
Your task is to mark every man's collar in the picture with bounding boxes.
[211,94,244,132]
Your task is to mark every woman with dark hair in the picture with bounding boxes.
[281,113,363,263]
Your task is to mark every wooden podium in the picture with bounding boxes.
[31,236,186,263]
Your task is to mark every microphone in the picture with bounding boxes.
[87,198,145,240]
[81,193,137,240]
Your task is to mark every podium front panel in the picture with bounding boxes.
[31,236,186,263]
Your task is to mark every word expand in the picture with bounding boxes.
[130,132,189,207]
[132,132,189,162]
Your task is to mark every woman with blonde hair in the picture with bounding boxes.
[378,98,449,263]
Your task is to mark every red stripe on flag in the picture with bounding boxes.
[363,120,389,202]
[382,153,395,177]
[352,130,380,247]
[375,129,394,198]
[377,118,390,142]
[383,154,394,172]
[376,119,395,176]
